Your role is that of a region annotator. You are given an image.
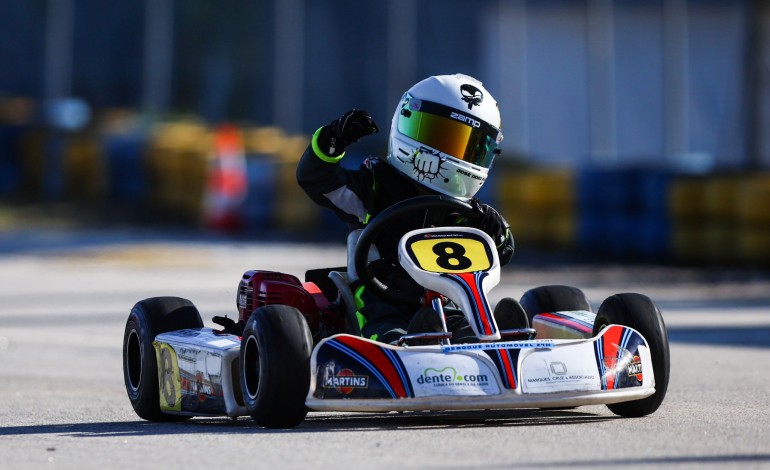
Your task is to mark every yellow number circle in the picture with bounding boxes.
[410,237,491,273]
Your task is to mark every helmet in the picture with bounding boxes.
[386,74,503,200]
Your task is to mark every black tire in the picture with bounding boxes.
[123,296,204,421]
[240,305,313,428]
[520,285,592,327]
[593,293,670,417]
[493,297,530,330]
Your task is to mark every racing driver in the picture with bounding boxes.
[297,74,517,345]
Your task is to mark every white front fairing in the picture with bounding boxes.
[398,226,502,341]
[305,324,656,412]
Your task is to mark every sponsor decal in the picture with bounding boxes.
[602,351,642,384]
[550,361,567,375]
[441,340,554,353]
[521,343,601,393]
[525,361,597,386]
[401,352,501,397]
[455,168,485,181]
[450,111,481,128]
[323,368,369,395]
[628,355,643,381]
[195,372,213,402]
[155,342,183,411]
[416,366,490,389]
[460,83,484,109]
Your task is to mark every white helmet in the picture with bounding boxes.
[387,74,503,200]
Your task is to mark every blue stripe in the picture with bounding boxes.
[595,336,607,390]
[383,348,413,397]
[475,272,496,334]
[620,327,634,355]
[327,340,397,398]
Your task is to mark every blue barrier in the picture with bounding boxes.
[0,125,24,196]
[43,133,65,200]
[103,133,147,202]
[638,170,671,218]
[577,168,638,213]
[577,168,672,259]
[241,156,277,229]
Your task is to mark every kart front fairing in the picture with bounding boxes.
[304,225,657,412]
[306,323,655,411]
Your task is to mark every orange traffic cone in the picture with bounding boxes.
[203,124,248,230]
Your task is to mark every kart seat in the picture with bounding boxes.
[329,271,359,336]
[327,229,380,338]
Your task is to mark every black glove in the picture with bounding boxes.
[470,197,508,245]
[212,315,243,336]
[316,109,379,157]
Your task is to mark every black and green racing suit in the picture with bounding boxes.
[296,128,514,344]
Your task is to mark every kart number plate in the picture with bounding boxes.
[405,231,493,274]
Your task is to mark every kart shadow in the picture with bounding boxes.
[298,408,616,431]
[0,408,616,437]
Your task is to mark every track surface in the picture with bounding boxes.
[1,237,769,469]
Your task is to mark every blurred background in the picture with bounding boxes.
[0,0,769,265]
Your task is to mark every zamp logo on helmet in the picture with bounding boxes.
[450,112,481,128]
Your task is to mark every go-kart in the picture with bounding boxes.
[123,195,670,428]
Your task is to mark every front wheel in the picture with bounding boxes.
[123,296,204,421]
[593,293,670,417]
[240,305,313,428]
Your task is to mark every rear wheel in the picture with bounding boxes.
[593,293,670,417]
[240,305,313,428]
[520,285,592,326]
[123,296,203,421]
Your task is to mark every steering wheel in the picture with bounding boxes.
[353,195,482,304]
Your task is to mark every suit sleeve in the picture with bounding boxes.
[296,127,374,227]
[497,229,514,266]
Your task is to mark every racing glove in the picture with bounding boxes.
[316,109,379,157]
[212,315,243,336]
[470,197,510,246]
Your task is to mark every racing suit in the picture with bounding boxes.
[297,128,514,344]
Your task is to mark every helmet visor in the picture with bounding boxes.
[397,96,502,168]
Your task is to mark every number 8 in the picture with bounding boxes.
[432,241,473,271]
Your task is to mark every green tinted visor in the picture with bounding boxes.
[397,95,502,168]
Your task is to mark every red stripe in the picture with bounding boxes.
[499,350,517,389]
[602,325,623,390]
[458,273,493,335]
[336,336,408,398]
[537,313,592,333]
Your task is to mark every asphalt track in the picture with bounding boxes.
[1,231,769,469]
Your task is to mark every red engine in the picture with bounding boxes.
[237,270,323,332]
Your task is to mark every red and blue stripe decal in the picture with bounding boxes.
[440,272,497,336]
[486,348,520,389]
[594,325,643,390]
[325,336,414,398]
[535,312,593,335]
